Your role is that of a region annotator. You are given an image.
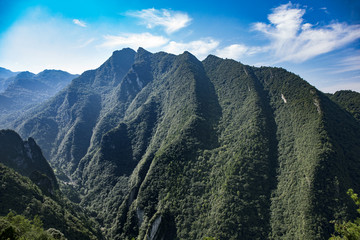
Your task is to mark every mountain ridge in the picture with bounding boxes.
[0,69,77,129]
[5,48,360,239]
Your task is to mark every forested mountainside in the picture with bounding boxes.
[8,48,360,239]
[327,90,360,122]
[0,69,77,127]
[0,129,58,193]
[0,130,103,239]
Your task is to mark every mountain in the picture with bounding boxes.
[0,130,103,239]
[0,67,17,92]
[327,90,360,122]
[0,129,58,194]
[0,69,77,127]
[9,48,360,239]
[0,67,16,79]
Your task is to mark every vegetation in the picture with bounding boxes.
[327,90,360,122]
[4,48,360,239]
[0,163,102,239]
[0,129,58,193]
[0,211,59,240]
[330,189,360,240]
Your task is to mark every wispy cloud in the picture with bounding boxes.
[216,44,263,60]
[101,32,169,49]
[164,38,219,59]
[128,8,192,34]
[0,9,108,74]
[332,52,360,73]
[77,38,95,48]
[73,19,87,27]
[253,2,360,63]
[320,7,329,14]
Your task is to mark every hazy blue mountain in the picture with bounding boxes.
[0,67,16,78]
[0,67,18,92]
[0,69,77,128]
[8,48,360,239]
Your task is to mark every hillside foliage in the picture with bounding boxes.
[330,189,360,240]
[4,48,360,239]
[0,211,60,240]
[327,90,360,122]
[0,163,102,239]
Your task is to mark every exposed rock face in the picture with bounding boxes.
[0,129,58,193]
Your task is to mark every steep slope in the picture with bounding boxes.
[76,50,220,236]
[111,55,360,240]
[0,163,102,239]
[14,48,136,174]
[111,54,360,240]
[0,129,58,193]
[111,54,275,240]
[251,67,360,239]
[0,130,103,239]
[327,90,360,122]
[11,48,360,240]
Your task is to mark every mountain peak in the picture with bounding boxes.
[175,50,201,67]
[180,50,197,59]
[137,47,149,54]
[108,48,136,63]
[0,67,17,79]
[15,71,35,79]
[135,47,152,62]
[112,48,136,57]
[98,48,136,75]
[203,54,222,62]
[0,67,13,74]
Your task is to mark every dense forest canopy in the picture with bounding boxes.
[0,48,359,240]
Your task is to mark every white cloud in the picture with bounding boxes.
[0,8,109,74]
[253,2,360,63]
[163,39,219,59]
[73,19,87,27]
[216,44,263,60]
[101,32,169,50]
[128,8,192,34]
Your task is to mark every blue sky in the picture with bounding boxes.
[0,0,359,93]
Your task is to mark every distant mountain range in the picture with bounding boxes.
[1,48,360,239]
[0,68,77,127]
[0,67,18,92]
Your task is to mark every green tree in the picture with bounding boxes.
[0,211,56,240]
[330,189,360,240]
